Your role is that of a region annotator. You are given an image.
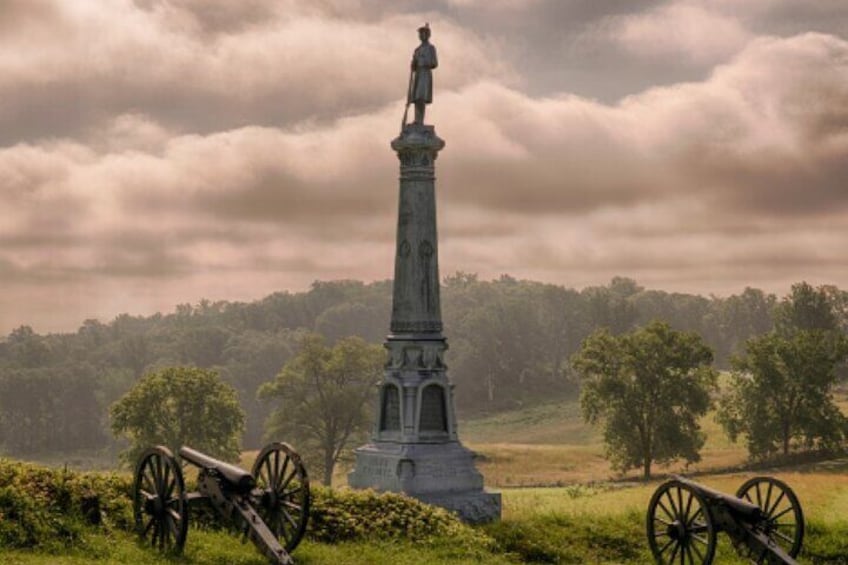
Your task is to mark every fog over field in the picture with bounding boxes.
[1,0,847,333]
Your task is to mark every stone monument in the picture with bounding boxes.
[348,25,501,523]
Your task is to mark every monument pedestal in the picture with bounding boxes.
[350,442,501,523]
[347,124,500,523]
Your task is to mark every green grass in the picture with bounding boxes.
[6,391,848,564]
[5,466,848,564]
[457,397,750,488]
[460,400,600,446]
[0,531,511,565]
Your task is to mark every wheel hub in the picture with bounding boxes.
[666,520,688,542]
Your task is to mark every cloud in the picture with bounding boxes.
[437,34,848,218]
[0,0,846,334]
[603,2,752,65]
[0,0,513,145]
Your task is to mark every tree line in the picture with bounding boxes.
[0,275,845,473]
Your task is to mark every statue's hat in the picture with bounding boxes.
[418,23,430,33]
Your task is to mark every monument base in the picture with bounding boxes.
[417,490,502,525]
[348,441,501,524]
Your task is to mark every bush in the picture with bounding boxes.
[0,459,132,549]
[0,458,492,552]
[308,486,490,548]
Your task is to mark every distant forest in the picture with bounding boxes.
[1,274,845,458]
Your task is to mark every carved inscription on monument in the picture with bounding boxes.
[357,458,395,480]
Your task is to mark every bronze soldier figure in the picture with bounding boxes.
[409,23,438,125]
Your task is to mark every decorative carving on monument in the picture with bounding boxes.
[386,344,404,369]
[386,341,447,371]
[418,240,434,258]
[398,239,411,258]
[397,459,416,480]
[421,345,437,369]
[398,150,436,168]
[403,346,423,368]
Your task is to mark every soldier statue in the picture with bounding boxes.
[407,23,438,126]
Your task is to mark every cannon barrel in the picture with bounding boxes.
[672,475,762,521]
[179,446,256,493]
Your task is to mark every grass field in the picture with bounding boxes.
[5,395,848,563]
[3,464,848,564]
[457,397,750,488]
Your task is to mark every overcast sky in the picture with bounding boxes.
[2,0,847,334]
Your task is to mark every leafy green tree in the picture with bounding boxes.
[719,282,848,459]
[259,334,383,486]
[573,321,717,478]
[718,329,848,458]
[110,366,244,464]
[774,282,839,334]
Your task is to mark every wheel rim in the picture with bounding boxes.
[251,442,310,553]
[736,476,804,558]
[647,480,716,564]
[133,446,188,553]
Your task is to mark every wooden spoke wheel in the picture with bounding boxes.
[252,442,310,553]
[648,479,717,565]
[736,476,804,558]
[132,446,188,553]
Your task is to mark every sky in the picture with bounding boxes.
[1,0,847,334]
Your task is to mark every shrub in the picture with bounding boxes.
[308,486,492,549]
[0,458,493,552]
[0,459,133,549]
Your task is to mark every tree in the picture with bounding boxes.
[774,282,839,334]
[0,365,104,454]
[581,277,640,335]
[258,334,383,486]
[110,366,244,464]
[572,321,717,478]
[706,287,776,366]
[717,330,848,458]
[6,325,50,368]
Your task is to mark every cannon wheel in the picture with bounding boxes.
[647,479,717,564]
[133,446,188,553]
[252,442,310,553]
[736,476,804,558]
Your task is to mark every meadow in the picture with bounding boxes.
[3,397,848,564]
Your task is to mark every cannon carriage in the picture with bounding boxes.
[647,475,804,565]
[132,442,310,564]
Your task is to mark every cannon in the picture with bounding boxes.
[132,442,310,564]
[646,475,804,564]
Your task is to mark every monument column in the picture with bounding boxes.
[348,25,501,524]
